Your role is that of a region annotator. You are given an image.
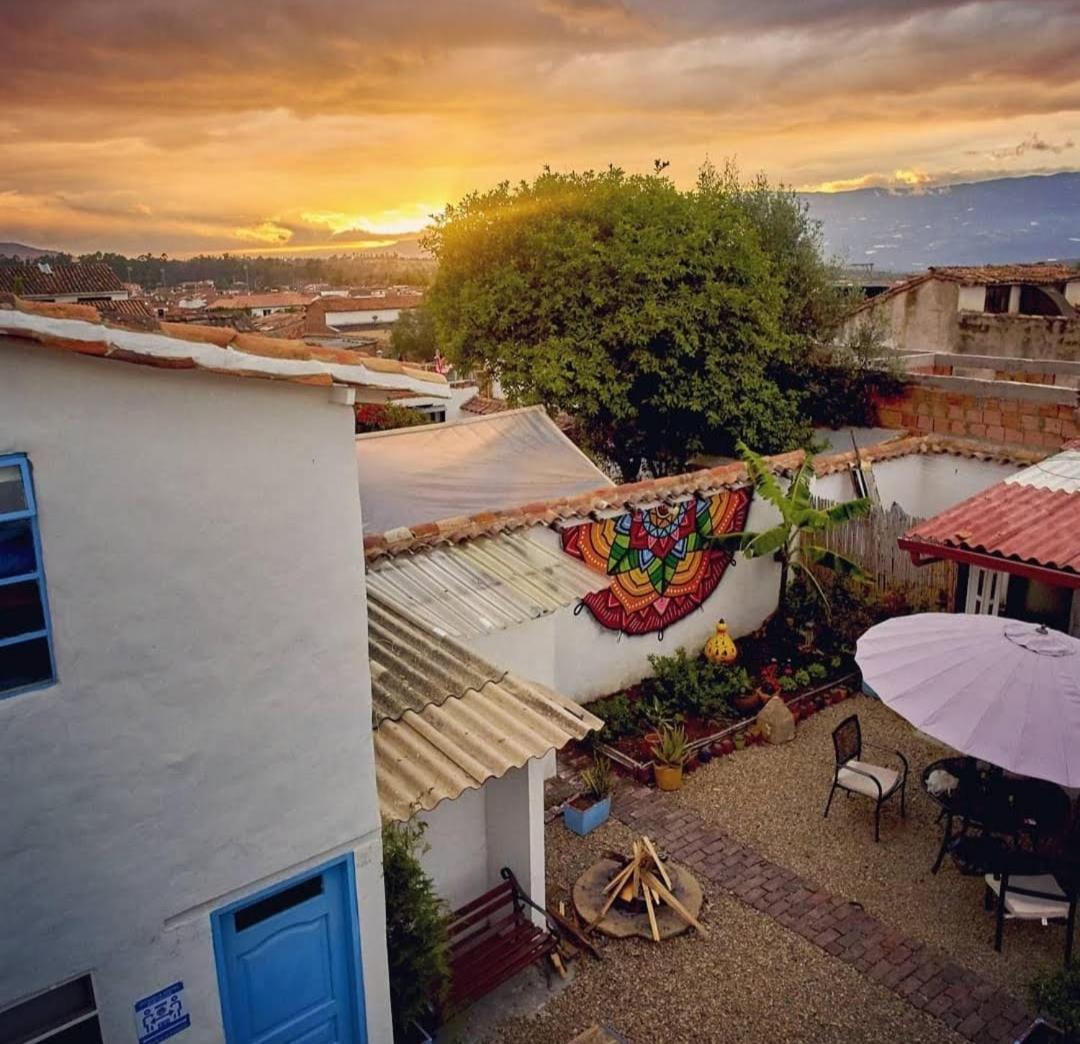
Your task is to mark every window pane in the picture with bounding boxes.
[50,1016,104,1044]
[0,581,45,639]
[0,519,37,580]
[0,465,27,515]
[0,635,52,692]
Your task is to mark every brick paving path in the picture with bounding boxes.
[611,783,1036,1044]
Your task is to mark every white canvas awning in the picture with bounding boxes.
[355,406,612,534]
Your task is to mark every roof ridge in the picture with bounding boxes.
[363,434,1045,560]
[0,294,449,395]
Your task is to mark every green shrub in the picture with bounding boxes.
[589,693,637,740]
[382,820,450,1041]
[580,756,614,800]
[779,675,797,693]
[645,648,749,721]
[808,662,828,681]
[793,668,811,689]
[1030,964,1080,1040]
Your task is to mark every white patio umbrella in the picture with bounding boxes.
[856,612,1080,788]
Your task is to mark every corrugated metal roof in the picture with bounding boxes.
[1005,448,1080,494]
[903,448,1080,575]
[366,528,597,638]
[368,592,602,821]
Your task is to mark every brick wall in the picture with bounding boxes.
[874,381,1079,450]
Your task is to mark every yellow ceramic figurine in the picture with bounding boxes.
[704,620,737,664]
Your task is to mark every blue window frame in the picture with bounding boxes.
[0,454,56,696]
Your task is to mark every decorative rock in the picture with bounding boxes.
[756,695,796,744]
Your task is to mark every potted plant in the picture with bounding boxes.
[564,757,614,836]
[650,724,688,791]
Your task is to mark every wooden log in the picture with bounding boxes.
[642,836,673,891]
[642,870,709,938]
[547,907,602,961]
[642,879,661,942]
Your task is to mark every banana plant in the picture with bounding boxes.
[711,442,872,619]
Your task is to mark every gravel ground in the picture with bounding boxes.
[668,693,1064,994]
[487,816,965,1044]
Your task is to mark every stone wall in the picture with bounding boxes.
[956,312,1080,360]
[874,376,1079,450]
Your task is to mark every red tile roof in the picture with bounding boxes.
[363,433,1040,559]
[901,447,1080,580]
[928,264,1079,286]
[461,394,510,416]
[208,292,315,311]
[92,297,156,320]
[0,294,449,395]
[902,484,1080,578]
[318,294,422,313]
[0,261,124,298]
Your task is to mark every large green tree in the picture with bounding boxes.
[423,166,812,479]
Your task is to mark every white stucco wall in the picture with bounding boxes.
[957,285,987,312]
[418,761,544,921]
[326,308,403,329]
[813,456,1020,519]
[1066,281,1080,307]
[0,341,391,1043]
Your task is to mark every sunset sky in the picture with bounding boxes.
[3,0,1079,257]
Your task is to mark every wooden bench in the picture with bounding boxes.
[443,867,560,1016]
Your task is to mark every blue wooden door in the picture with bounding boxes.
[213,858,365,1044]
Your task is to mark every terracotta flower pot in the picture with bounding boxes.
[653,763,684,791]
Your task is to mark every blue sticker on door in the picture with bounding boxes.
[134,981,191,1044]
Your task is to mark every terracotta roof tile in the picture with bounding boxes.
[928,263,1079,286]
[0,294,450,396]
[461,394,510,415]
[208,292,315,310]
[362,434,1043,560]
[901,446,1080,577]
[0,261,123,297]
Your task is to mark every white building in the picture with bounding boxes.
[319,295,422,331]
[0,297,460,1043]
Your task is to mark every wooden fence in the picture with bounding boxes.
[805,498,957,610]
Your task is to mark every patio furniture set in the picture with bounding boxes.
[829,612,1080,968]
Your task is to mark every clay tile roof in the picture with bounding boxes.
[0,294,450,396]
[362,434,1043,560]
[208,292,315,310]
[92,297,156,320]
[0,261,124,297]
[901,445,1080,578]
[461,394,510,416]
[317,294,422,313]
[927,263,1079,286]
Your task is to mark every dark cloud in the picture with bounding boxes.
[968,132,1076,160]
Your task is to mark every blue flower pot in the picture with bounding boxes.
[564,795,612,836]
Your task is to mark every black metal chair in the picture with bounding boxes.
[823,714,908,842]
[984,851,1078,967]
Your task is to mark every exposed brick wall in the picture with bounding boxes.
[874,382,1079,450]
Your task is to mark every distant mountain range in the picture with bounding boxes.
[803,172,1080,273]
[5,173,1079,273]
[0,242,55,260]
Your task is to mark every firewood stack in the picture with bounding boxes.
[587,835,709,943]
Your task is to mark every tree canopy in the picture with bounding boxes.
[424,164,842,478]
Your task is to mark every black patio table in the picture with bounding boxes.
[922,756,1071,874]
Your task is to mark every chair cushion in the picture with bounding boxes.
[837,760,900,800]
[984,874,1071,920]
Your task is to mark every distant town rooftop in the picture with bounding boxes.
[0,260,124,298]
[0,295,449,396]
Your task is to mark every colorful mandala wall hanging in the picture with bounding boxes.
[560,489,752,636]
